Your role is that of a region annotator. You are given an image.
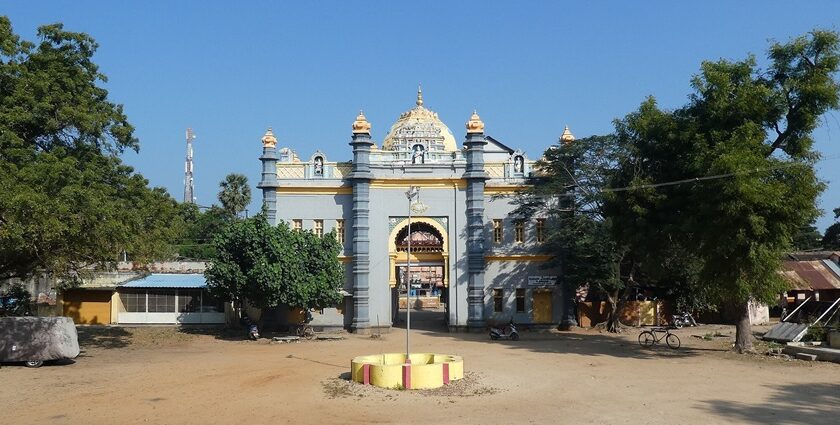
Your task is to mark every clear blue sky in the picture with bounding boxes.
[5,1,840,230]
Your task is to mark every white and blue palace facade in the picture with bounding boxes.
[257,90,577,332]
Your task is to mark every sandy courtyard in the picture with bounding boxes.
[2,318,839,425]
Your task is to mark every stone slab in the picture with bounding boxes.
[271,336,300,343]
[315,335,344,340]
[783,345,840,364]
[795,353,818,361]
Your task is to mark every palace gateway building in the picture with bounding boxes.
[257,90,577,332]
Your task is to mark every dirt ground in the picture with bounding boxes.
[2,317,839,425]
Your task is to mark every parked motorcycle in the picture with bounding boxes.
[490,320,520,341]
[672,312,698,328]
[241,313,260,340]
[248,323,260,340]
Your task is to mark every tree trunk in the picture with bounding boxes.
[605,290,623,333]
[733,300,754,353]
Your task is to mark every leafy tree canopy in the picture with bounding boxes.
[204,215,343,311]
[172,204,233,259]
[607,30,838,352]
[0,17,182,282]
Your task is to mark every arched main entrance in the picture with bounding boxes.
[387,218,449,330]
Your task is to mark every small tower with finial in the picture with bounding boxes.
[416,85,424,107]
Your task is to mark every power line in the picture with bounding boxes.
[596,154,840,193]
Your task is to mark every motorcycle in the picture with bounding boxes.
[248,323,260,340]
[672,312,698,328]
[489,320,520,341]
[241,313,260,340]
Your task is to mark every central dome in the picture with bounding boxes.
[382,88,459,152]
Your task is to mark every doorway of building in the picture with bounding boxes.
[532,289,553,323]
[389,219,450,331]
[392,263,447,331]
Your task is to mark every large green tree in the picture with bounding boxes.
[204,214,343,313]
[608,30,839,352]
[521,134,705,332]
[0,17,182,281]
[217,173,251,218]
[173,203,233,259]
[821,207,840,249]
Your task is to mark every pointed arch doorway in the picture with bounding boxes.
[388,218,449,331]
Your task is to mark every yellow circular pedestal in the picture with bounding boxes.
[350,353,463,390]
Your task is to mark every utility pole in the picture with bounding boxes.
[184,128,196,203]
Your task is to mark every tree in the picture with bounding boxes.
[609,30,839,353]
[792,222,822,250]
[172,204,233,259]
[821,207,840,249]
[0,17,182,282]
[516,135,631,332]
[204,214,343,314]
[521,134,705,333]
[217,173,251,218]
[0,283,33,316]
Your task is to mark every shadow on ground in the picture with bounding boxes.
[699,383,840,424]
[177,325,245,341]
[76,326,132,350]
[393,310,723,360]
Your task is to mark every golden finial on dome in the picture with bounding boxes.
[261,127,277,148]
[560,125,575,143]
[416,85,423,107]
[352,110,372,134]
[466,110,484,134]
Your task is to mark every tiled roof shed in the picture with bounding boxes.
[781,260,840,291]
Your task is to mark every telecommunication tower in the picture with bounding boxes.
[183,128,196,203]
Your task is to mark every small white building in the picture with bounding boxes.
[115,274,226,325]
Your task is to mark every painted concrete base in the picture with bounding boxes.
[350,353,464,389]
[783,344,840,364]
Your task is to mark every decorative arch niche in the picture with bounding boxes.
[387,218,449,288]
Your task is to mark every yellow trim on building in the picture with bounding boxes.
[485,254,552,262]
[277,186,352,195]
[370,178,466,189]
[274,180,529,194]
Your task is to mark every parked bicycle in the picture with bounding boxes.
[295,308,315,340]
[295,323,315,340]
[638,327,680,349]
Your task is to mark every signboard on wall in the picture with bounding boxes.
[528,276,558,286]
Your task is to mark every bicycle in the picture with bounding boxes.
[638,327,680,349]
[295,323,315,340]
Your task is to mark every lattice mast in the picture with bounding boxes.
[183,128,196,203]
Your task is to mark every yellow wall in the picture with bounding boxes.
[62,289,112,325]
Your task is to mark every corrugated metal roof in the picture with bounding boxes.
[121,274,206,289]
[781,261,840,291]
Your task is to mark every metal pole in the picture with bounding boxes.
[406,188,412,362]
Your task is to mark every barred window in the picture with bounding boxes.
[516,289,526,313]
[515,222,524,243]
[293,219,302,231]
[336,220,345,244]
[148,291,176,313]
[122,291,146,313]
[493,288,504,312]
[314,220,323,238]
[179,290,202,313]
[536,219,545,243]
[493,220,503,244]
